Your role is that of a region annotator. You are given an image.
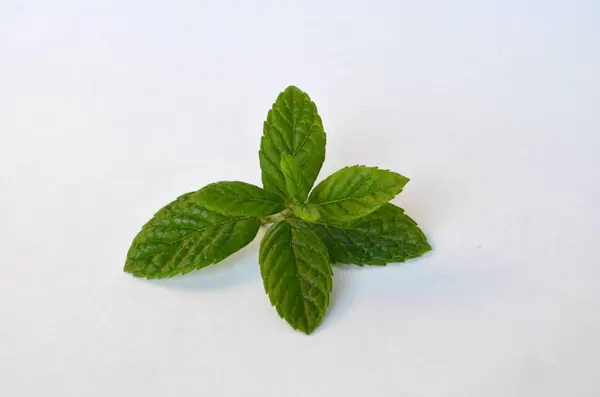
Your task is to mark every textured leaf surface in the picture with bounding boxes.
[280,153,309,203]
[195,181,285,217]
[125,192,260,279]
[309,204,431,265]
[299,166,409,222]
[259,86,326,199]
[259,219,332,334]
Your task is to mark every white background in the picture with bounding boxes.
[1,1,599,396]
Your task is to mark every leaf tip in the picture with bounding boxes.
[284,84,302,93]
[292,320,319,335]
[299,327,315,335]
[423,240,433,253]
[123,259,135,275]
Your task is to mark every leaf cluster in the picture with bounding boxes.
[125,86,430,333]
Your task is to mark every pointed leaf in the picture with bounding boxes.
[309,204,431,265]
[297,166,409,222]
[195,181,285,217]
[259,85,326,199]
[259,219,332,334]
[280,153,309,203]
[125,192,260,279]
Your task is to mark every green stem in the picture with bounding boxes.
[260,215,281,225]
[260,209,293,225]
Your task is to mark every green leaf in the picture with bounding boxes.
[297,166,409,222]
[124,192,260,279]
[280,153,309,203]
[259,85,326,199]
[308,203,431,266]
[195,181,285,217]
[259,219,332,334]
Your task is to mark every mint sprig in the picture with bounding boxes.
[125,85,431,334]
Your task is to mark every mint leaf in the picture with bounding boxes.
[125,192,260,279]
[195,181,285,217]
[309,204,431,265]
[296,166,409,222]
[259,85,326,199]
[280,153,309,203]
[259,219,332,334]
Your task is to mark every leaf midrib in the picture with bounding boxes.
[310,172,381,206]
[288,222,313,333]
[309,193,377,206]
[218,184,283,205]
[136,216,253,262]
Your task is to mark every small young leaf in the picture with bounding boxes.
[259,219,332,334]
[259,85,326,199]
[195,181,285,217]
[289,202,320,222]
[298,166,409,222]
[308,204,431,265]
[125,192,260,279]
[280,153,309,203]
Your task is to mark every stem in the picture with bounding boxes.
[260,215,282,225]
[260,209,293,225]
